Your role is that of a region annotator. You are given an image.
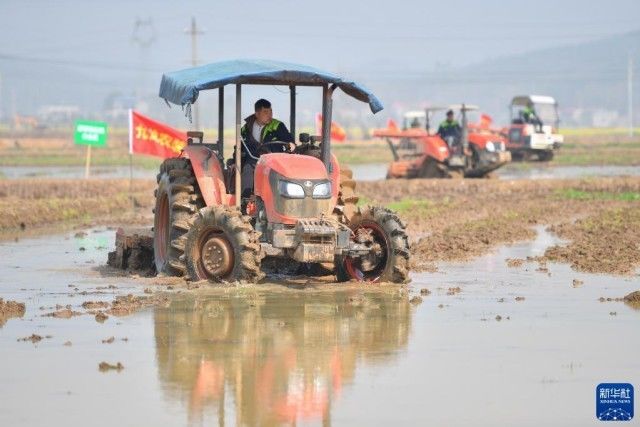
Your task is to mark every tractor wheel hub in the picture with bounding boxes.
[201,236,233,278]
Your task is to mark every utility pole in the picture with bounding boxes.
[185,17,204,130]
[132,17,156,105]
[628,53,634,137]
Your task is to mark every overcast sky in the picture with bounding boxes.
[1,0,639,125]
[2,0,639,72]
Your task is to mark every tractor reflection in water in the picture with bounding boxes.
[153,291,412,425]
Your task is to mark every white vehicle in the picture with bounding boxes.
[506,95,564,161]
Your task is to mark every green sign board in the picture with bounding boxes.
[74,120,108,146]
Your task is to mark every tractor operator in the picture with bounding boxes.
[522,105,540,125]
[521,104,543,131]
[437,110,462,143]
[238,98,293,198]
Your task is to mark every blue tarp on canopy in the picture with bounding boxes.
[159,59,383,114]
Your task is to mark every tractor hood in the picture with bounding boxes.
[257,153,328,181]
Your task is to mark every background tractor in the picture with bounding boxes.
[153,60,410,284]
[374,104,511,179]
[503,95,564,161]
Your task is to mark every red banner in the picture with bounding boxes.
[129,110,187,158]
[315,113,347,142]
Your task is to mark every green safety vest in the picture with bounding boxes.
[439,120,460,129]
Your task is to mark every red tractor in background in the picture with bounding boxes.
[503,95,564,161]
[374,104,511,179]
[153,59,410,284]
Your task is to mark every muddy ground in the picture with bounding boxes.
[1,176,639,276]
[0,226,638,426]
[358,177,640,274]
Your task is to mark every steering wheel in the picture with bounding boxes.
[259,141,292,154]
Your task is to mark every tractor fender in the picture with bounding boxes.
[183,145,229,207]
[423,135,450,163]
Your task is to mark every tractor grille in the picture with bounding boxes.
[277,197,332,219]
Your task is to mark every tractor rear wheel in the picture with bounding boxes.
[153,158,205,276]
[335,206,410,283]
[184,206,264,283]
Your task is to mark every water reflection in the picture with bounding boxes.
[154,290,412,426]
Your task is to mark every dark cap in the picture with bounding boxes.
[446,109,454,116]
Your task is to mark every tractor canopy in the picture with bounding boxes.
[159,59,383,113]
[510,95,559,127]
[511,95,557,107]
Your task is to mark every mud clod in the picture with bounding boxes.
[623,291,640,304]
[98,362,124,372]
[18,333,49,343]
[495,315,502,321]
[0,298,26,326]
[95,311,109,323]
[515,296,526,302]
[572,279,584,288]
[108,293,170,316]
[102,336,115,344]
[43,309,82,319]
[420,288,431,296]
[82,301,110,310]
[506,258,525,268]
[447,287,462,295]
[409,296,423,305]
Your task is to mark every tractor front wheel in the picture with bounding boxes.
[184,206,264,283]
[335,206,410,283]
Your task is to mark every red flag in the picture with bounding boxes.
[387,118,399,131]
[478,113,493,129]
[316,113,347,142]
[129,110,187,158]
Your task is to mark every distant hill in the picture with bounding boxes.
[1,30,638,127]
[366,30,640,127]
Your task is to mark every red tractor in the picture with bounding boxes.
[153,60,409,283]
[374,105,511,179]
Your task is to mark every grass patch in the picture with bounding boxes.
[556,188,640,201]
[386,198,432,213]
[562,128,640,137]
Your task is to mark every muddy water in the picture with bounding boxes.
[497,164,640,180]
[3,163,638,183]
[0,229,639,426]
[1,165,156,180]
[349,163,640,181]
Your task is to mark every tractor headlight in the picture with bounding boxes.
[485,141,496,152]
[279,181,305,199]
[312,181,332,199]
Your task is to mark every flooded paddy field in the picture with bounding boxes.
[0,224,638,426]
[349,163,640,181]
[1,166,639,426]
